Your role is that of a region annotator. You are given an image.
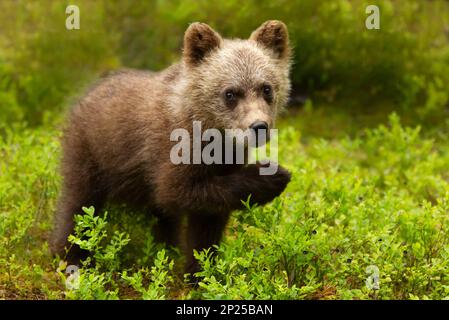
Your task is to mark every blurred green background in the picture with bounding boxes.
[1,0,448,126]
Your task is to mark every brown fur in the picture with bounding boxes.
[50,21,292,275]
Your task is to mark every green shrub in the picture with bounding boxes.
[60,206,175,300]
[188,114,449,300]
[2,110,449,299]
[0,123,60,298]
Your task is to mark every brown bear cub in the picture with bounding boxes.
[51,20,292,275]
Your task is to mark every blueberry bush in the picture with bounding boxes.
[2,110,449,299]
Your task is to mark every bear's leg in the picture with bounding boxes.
[50,163,106,265]
[184,211,231,276]
[153,212,182,248]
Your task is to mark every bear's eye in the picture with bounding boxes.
[262,84,273,102]
[224,89,238,108]
[225,90,235,101]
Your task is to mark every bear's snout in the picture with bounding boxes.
[250,121,269,146]
[249,120,268,132]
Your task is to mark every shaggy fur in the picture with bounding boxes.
[51,21,292,274]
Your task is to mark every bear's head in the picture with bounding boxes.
[181,20,291,143]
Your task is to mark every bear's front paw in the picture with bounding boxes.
[250,162,291,205]
[270,164,291,190]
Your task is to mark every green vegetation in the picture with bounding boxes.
[1,0,449,299]
[2,110,449,299]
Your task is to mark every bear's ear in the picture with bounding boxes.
[250,20,290,60]
[183,22,222,66]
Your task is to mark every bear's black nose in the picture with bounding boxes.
[250,121,268,133]
[250,121,269,146]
